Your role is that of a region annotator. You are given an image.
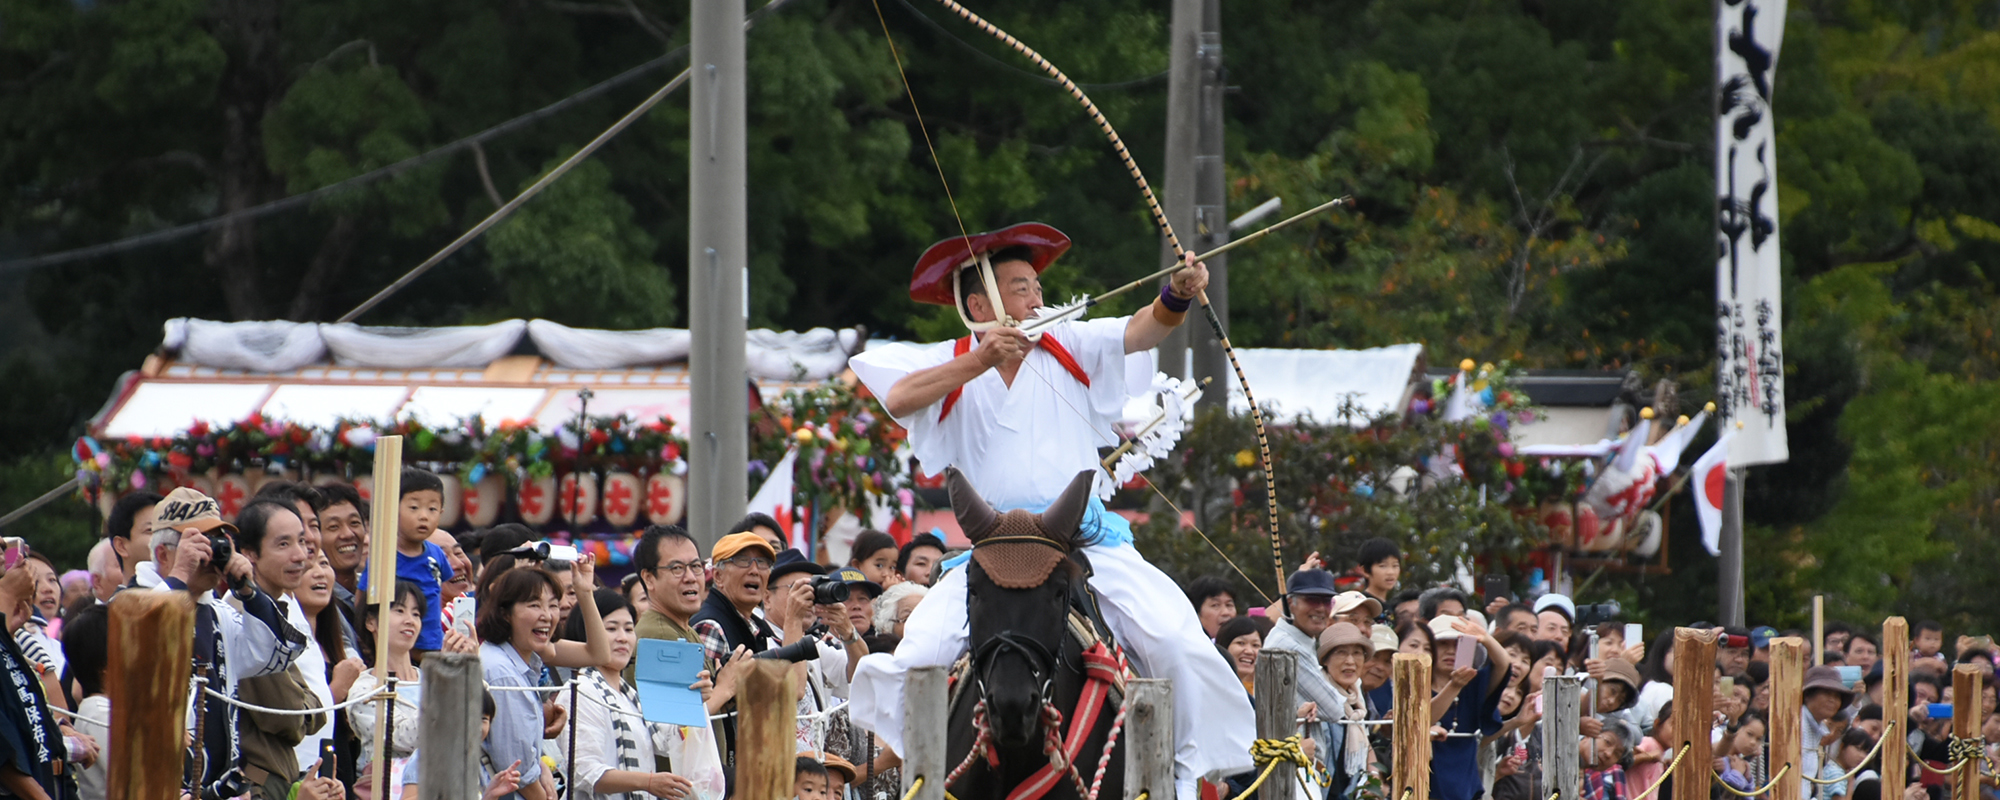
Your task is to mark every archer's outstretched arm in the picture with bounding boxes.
[1124,254,1209,354]
[883,329,1031,418]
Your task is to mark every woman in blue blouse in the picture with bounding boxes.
[1427,614,1513,800]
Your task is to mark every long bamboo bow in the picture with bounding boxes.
[872,0,1293,593]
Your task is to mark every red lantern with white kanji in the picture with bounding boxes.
[518,474,556,526]
[602,472,642,529]
[558,472,599,527]
[645,473,685,526]
[464,474,504,528]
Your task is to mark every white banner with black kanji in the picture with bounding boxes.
[1714,0,1789,466]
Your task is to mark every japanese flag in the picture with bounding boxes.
[1693,430,1735,555]
[748,447,804,550]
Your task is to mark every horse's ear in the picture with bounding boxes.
[946,467,999,540]
[1039,469,1096,542]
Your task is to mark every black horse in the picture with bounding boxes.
[942,467,1126,800]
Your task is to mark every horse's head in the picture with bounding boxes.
[949,467,1094,750]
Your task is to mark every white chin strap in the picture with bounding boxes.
[952,252,1020,334]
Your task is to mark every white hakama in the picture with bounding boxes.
[848,318,1256,797]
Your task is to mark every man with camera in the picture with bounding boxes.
[767,552,876,751]
[152,487,307,799]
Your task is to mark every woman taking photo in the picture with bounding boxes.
[472,560,609,800]
[556,587,724,800]
[1427,614,1513,800]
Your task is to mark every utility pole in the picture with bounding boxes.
[1156,0,1229,411]
[688,0,748,550]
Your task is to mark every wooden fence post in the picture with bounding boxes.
[1671,628,1718,800]
[1393,653,1432,800]
[1883,618,1910,800]
[1954,665,1982,800]
[415,652,481,800]
[107,589,195,800]
[903,665,946,800]
[1543,673,1581,800]
[1124,678,1174,800]
[738,661,798,800]
[1256,649,1300,800]
[1768,638,1805,800]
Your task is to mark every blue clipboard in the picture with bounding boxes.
[634,639,709,728]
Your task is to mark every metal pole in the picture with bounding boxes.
[1188,0,1230,409]
[689,0,749,550]
[1718,466,1745,626]
[1153,0,1201,381]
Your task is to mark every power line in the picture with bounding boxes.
[0,18,729,273]
[888,0,1167,91]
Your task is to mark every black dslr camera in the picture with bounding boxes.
[205,530,250,594]
[1574,600,1622,626]
[809,574,851,606]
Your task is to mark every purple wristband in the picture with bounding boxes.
[1159,283,1192,313]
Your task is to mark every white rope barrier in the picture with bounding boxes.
[48,705,109,729]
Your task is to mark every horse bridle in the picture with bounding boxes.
[971,629,1059,701]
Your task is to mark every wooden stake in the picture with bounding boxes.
[367,434,403,799]
[1671,628,1718,800]
[415,652,482,800]
[1542,674,1580,800]
[1768,637,1805,800]
[1255,650,1300,800]
[739,660,798,800]
[1883,618,1910,800]
[1124,679,1174,800]
[903,666,946,800]
[1393,653,1432,800]
[107,590,195,800]
[1953,665,1981,800]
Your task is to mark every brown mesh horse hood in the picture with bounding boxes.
[946,467,1094,590]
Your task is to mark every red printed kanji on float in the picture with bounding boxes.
[519,480,547,519]
[216,479,248,518]
[603,480,634,520]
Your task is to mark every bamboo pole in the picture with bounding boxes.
[106,590,195,800]
[1671,628,1718,800]
[1393,653,1432,800]
[1813,596,1824,666]
[739,660,799,800]
[367,435,403,799]
[1883,618,1910,800]
[1953,665,1981,800]
[1768,637,1805,800]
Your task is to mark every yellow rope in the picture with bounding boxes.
[1903,734,1992,777]
[1712,762,1792,797]
[902,775,925,800]
[1629,745,1691,800]
[1228,736,1325,800]
[1802,721,1896,785]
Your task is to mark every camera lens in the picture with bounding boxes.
[812,575,851,606]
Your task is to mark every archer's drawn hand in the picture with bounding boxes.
[1170,252,1209,299]
[974,328,1031,370]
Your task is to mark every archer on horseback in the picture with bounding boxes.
[848,224,1256,798]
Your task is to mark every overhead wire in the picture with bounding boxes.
[0,0,800,276]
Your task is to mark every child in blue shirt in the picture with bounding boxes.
[361,468,453,651]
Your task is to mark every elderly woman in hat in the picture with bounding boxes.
[1314,622,1377,800]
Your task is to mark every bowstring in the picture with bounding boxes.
[870,0,1276,602]
[869,0,979,261]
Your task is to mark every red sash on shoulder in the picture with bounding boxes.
[938,333,1091,422]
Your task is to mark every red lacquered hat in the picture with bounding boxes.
[909,222,1072,306]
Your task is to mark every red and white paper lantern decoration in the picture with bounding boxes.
[353,476,374,505]
[464,474,505,528]
[517,474,557,526]
[602,472,642,529]
[215,474,253,519]
[557,473,599,526]
[645,473,685,526]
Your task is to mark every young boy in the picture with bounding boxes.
[1356,537,1401,608]
[361,468,453,652]
[1915,620,1948,665]
[794,755,832,800]
[820,753,859,798]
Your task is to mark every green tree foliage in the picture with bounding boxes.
[0,0,1996,639]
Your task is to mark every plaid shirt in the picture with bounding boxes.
[1582,765,1629,800]
[691,618,735,670]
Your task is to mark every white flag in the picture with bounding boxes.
[1714,0,1790,466]
[747,447,803,550]
[1693,431,1735,555]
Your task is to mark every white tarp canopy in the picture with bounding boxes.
[1224,344,1426,425]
